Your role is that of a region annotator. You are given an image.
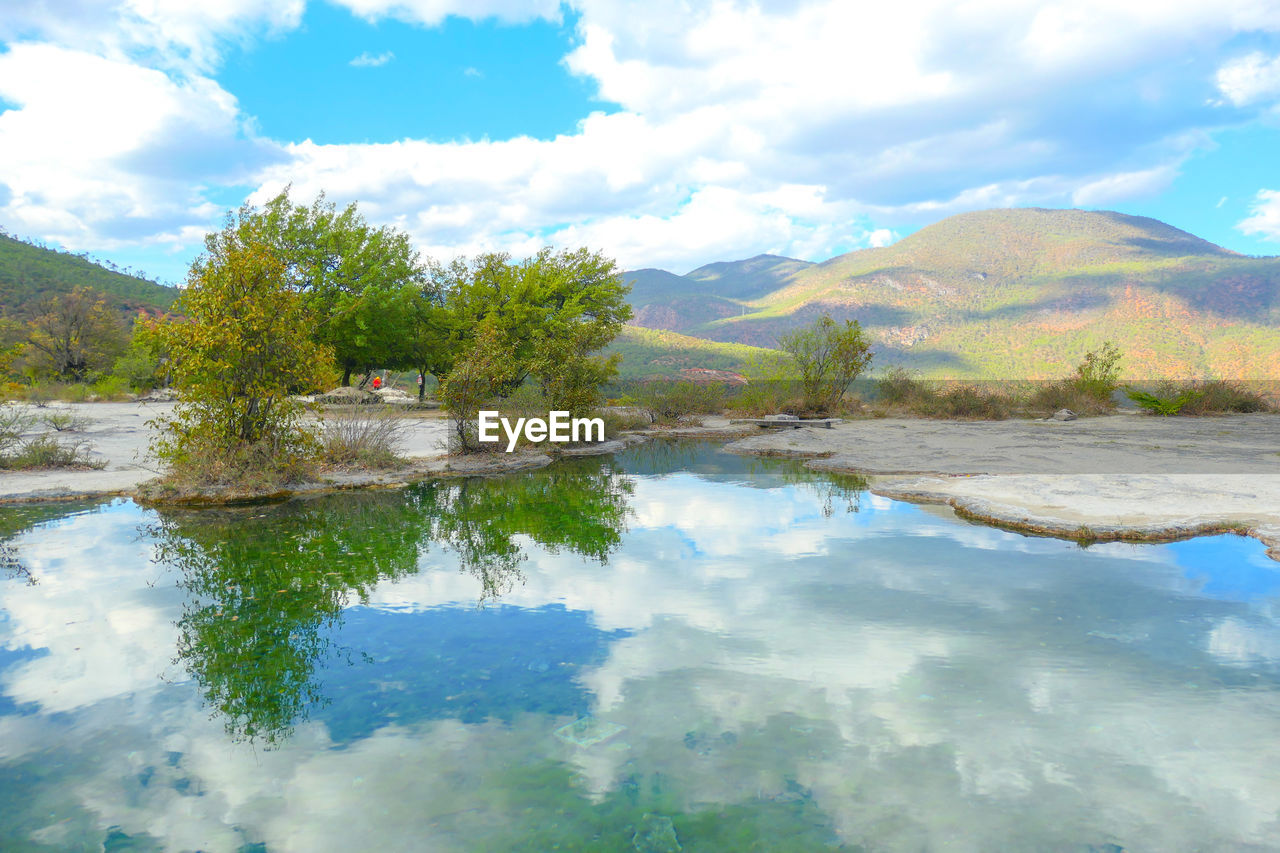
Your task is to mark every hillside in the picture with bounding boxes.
[626,254,812,331]
[604,325,775,380]
[623,209,1280,378]
[0,232,178,318]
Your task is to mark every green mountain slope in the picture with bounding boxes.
[0,232,178,317]
[624,209,1280,378]
[625,254,812,332]
[604,325,775,380]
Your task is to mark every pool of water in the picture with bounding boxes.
[2,443,1280,851]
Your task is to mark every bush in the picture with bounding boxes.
[637,381,726,425]
[0,405,35,454]
[875,367,926,405]
[320,406,407,468]
[91,375,131,401]
[1126,380,1273,416]
[1072,341,1123,402]
[1026,379,1117,416]
[1179,380,1272,414]
[1,434,104,470]
[40,409,92,432]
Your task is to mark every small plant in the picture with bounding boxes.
[321,406,408,468]
[41,410,93,432]
[777,314,873,412]
[1072,341,1123,402]
[0,405,35,452]
[1,435,104,470]
[1126,388,1203,416]
[875,366,924,405]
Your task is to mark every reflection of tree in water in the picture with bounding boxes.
[153,458,632,745]
[418,457,633,602]
[0,501,112,586]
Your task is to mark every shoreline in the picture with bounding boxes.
[3,404,1279,558]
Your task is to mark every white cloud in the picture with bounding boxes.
[1216,51,1280,106]
[0,42,281,252]
[331,0,559,26]
[462,66,483,78]
[5,0,1280,270]
[1238,188,1280,241]
[350,50,394,67]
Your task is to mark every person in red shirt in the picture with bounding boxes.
[372,376,382,391]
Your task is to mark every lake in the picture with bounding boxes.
[2,442,1279,851]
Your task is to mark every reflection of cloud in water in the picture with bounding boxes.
[4,458,1280,850]
[0,502,185,714]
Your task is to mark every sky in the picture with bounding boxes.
[1,1,1280,286]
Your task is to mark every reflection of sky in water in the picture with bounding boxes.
[2,445,1280,851]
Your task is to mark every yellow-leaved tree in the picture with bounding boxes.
[150,215,333,490]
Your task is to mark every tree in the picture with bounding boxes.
[1072,341,1122,402]
[24,287,125,381]
[252,190,432,385]
[150,217,332,487]
[777,314,873,412]
[434,247,631,414]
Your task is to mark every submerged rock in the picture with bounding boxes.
[632,813,681,853]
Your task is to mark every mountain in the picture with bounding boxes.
[0,232,178,318]
[625,254,813,331]
[604,325,775,380]
[622,209,1280,378]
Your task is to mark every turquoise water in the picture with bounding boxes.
[2,443,1279,851]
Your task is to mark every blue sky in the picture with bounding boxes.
[1,1,1280,285]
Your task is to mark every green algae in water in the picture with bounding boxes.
[555,715,627,748]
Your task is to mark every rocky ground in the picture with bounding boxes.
[723,412,1280,558]
[3,404,1278,558]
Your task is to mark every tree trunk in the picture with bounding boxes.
[341,366,351,387]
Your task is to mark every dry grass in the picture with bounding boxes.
[321,406,408,468]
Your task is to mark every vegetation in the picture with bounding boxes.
[149,214,331,490]
[0,230,176,317]
[620,208,1280,380]
[777,314,873,412]
[636,381,726,425]
[1126,379,1272,416]
[320,406,408,468]
[23,287,126,381]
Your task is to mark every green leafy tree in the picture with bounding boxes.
[23,286,126,381]
[249,189,433,386]
[150,218,332,487]
[777,314,873,412]
[434,247,631,420]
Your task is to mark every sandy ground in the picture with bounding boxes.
[0,402,455,502]
[724,413,1280,558]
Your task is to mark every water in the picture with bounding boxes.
[2,442,1279,851]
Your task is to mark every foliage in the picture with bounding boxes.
[0,231,176,318]
[0,405,35,454]
[1126,388,1203,416]
[875,366,924,405]
[602,325,772,380]
[235,189,435,385]
[320,406,408,468]
[111,318,167,392]
[1071,340,1123,401]
[637,380,726,424]
[438,323,520,453]
[23,286,127,381]
[1125,380,1272,416]
[149,218,331,488]
[777,314,873,412]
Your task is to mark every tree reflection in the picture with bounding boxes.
[152,458,632,745]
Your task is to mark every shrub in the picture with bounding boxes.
[1126,387,1203,416]
[637,381,726,425]
[1,434,104,470]
[777,314,873,412]
[439,324,519,453]
[91,375,131,401]
[0,405,35,454]
[875,366,926,405]
[1179,380,1272,414]
[1072,341,1123,402]
[320,406,407,468]
[41,409,93,432]
[1026,379,1116,416]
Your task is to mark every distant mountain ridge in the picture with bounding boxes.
[0,231,178,318]
[622,209,1280,378]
